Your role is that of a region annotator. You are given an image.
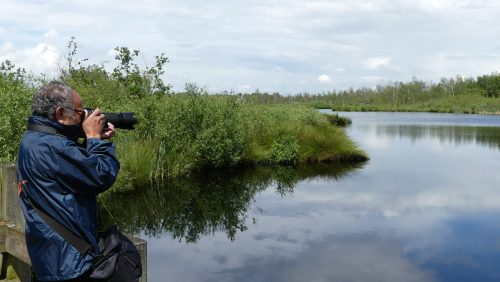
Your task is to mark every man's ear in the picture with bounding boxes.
[55,107,65,123]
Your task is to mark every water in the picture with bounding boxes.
[102,111,500,282]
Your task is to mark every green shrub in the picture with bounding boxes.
[310,100,331,109]
[0,68,33,163]
[270,135,299,164]
[477,72,500,98]
[323,113,352,127]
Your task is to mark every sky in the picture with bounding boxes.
[1,0,500,94]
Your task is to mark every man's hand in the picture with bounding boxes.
[101,122,116,139]
[82,108,106,139]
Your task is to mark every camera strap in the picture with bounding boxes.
[28,124,66,137]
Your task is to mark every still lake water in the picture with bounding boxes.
[103,111,500,282]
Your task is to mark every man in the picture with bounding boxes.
[16,81,120,281]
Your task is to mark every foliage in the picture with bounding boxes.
[0,40,368,194]
[270,135,299,165]
[477,72,500,98]
[310,100,331,109]
[0,64,33,163]
[133,85,249,178]
[118,90,366,185]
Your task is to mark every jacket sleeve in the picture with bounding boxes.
[55,138,121,195]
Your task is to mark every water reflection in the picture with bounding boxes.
[100,164,363,243]
[224,234,437,282]
[355,124,500,150]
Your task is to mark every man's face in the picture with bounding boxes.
[56,91,85,126]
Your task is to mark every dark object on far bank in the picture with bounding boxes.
[324,113,352,127]
[85,108,138,130]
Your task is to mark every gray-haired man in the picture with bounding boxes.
[17,81,120,281]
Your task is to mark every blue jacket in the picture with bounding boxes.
[17,116,120,281]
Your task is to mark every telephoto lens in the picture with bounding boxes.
[85,108,138,130]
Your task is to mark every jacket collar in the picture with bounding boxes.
[28,116,82,140]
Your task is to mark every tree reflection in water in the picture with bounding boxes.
[361,124,500,150]
[99,163,364,243]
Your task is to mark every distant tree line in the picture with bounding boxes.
[238,72,500,104]
[233,74,500,113]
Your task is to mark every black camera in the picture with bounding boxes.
[85,108,137,130]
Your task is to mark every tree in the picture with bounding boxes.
[477,72,500,98]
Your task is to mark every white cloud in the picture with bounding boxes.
[364,57,391,70]
[24,43,60,73]
[0,43,60,74]
[44,29,59,39]
[318,74,332,84]
[107,48,119,57]
[364,134,391,149]
[239,84,251,90]
[0,42,14,54]
[362,75,384,83]
[407,0,481,11]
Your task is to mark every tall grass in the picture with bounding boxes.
[241,104,366,164]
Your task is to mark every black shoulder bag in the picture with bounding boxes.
[23,186,142,281]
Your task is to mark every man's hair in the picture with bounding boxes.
[32,81,74,119]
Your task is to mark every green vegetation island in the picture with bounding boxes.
[0,44,367,193]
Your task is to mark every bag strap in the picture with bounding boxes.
[17,157,93,255]
[27,197,93,255]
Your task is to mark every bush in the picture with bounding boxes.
[477,72,500,98]
[270,135,299,164]
[0,66,33,163]
[129,85,249,177]
[323,113,352,127]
